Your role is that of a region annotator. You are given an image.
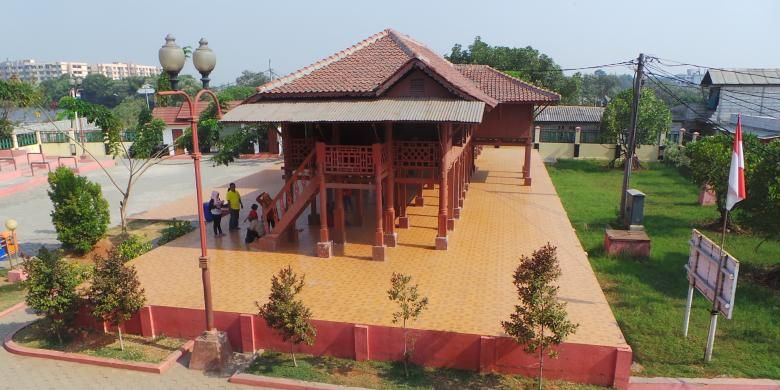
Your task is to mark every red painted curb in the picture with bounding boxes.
[0,175,49,198]
[0,302,26,319]
[3,322,194,374]
[229,373,369,389]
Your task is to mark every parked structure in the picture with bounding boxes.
[535,105,604,143]
[702,68,780,140]
[222,28,559,259]
[0,59,161,82]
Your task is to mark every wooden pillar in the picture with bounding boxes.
[333,188,346,244]
[436,123,451,250]
[315,142,331,258]
[268,126,279,155]
[384,123,397,247]
[453,157,461,219]
[447,163,456,230]
[355,189,363,226]
[398,184,409,229]
[371,143,386,260]
[281,123,292,179]
[523,135,532,186]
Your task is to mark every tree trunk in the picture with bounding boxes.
[120,191,131,233]
[538,327,544,390]
[118,324,125,351]
[291,341,297,367]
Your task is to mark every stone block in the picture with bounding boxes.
[384,232,397,247]
[371,245,386,261]
[189,330,233,371]
[604,229,650,258]
[317,241,332,258]
[435,236,448,250]
[7,269,27,283]
[398,216,409,229]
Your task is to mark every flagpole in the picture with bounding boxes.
[705,208,729,362]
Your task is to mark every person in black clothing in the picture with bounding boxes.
[209,191,224,236]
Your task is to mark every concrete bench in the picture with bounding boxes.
[604,229,650,258]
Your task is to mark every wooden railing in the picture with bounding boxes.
[262,149,316,232]
[287,138,315,169]
[323,145,375,175]
[394,141,440,180]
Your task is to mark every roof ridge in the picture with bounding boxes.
[484,66,560,98]
[256,30,391,93]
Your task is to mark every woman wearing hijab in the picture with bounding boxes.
[209,191,225,236]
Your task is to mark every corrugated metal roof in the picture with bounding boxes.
[704,69,780,85]
[535,106,604,123]
[220,98,484,123]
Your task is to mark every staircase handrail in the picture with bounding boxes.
[262,149,316,230]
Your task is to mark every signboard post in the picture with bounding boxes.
[683,229,740,362]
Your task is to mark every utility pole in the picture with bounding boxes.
[619,53,645,223]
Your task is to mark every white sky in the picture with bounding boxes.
[4,0,778,84]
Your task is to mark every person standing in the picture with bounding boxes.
[226,182,243,231]
[209,191,225,236]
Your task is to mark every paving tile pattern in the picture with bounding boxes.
[130,147,628,348]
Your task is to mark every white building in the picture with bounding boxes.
[89,62,162,80]
[0,59,161,82]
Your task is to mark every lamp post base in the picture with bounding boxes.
[188,330,233,371]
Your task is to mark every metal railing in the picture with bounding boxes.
[83,130,105,143]
[0,136,12,150]
[16,132,38,147]
[40,131,69,143]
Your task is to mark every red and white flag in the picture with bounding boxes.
[726,115,746,210]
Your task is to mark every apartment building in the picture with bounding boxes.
[0,59,161,82]
[0,59,89,82]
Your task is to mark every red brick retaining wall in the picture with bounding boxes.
[77,305,631,389]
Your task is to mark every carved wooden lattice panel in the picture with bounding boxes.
[394,141,440,168]
[287,138,314,168]
[324,145,375,175]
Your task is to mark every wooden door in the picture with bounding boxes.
[172,129,184,155]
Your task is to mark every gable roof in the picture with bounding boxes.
[247,29,503,107]
[702,69,780,86]
[454,64,560,104]
[153,100,242,127]
[535,106,604,123]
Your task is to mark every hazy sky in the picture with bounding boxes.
[4,0,778,84]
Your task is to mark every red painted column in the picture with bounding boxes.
[334,188,346,244]
[384,123,397,247]
[523,132,533,186]
[453,156,462,219]
[371,143,386,260]
[139,306,155,338]
[355,189,363,227]
[479,336,496,373]
[447,164,455,231]
[239,314,256,353]
[436,123,451,250]
[398,184,409,229]
[354,325,370,361]
[267,126,279,155]
[281,123,291,179]
[613,346,633,390]
[315,142,332,258]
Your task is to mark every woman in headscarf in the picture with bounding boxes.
[209,190,225,236]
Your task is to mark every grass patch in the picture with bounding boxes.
[0,281,25,312]
[14,318,185,363]
[246,350,603,389]
[547,160,780,378]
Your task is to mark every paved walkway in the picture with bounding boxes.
[0,307,258,389]
[130,146,627,347]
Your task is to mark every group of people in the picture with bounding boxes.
[208,182,265,244]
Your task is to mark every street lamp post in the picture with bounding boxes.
[157,34,231,371]
[69,77,85,159]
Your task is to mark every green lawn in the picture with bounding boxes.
[246,350,604,389]
[547,160,780,378]
[0,268,26,312]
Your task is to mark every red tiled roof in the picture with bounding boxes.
[248,29,500,107]
[453,64,560,104]
[153,100,242,127]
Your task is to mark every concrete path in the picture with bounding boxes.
[0,156,281,256]
[629,376,780,389]
[0,306,260,389]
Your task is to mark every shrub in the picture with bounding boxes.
[662,141,690,168]
[115,234,152,262]
[157,219,195,245]
[47,166,110,254]
[89,248,146,351]
[23,248,86,344]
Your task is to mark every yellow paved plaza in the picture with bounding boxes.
[129,147,628,348]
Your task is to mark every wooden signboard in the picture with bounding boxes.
[685,229,740,319]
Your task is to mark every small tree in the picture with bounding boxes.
[257,266,316,367]
[387,272,429,377]
[48,166,110,254]
[89,247,146,351]
[502,244,578,390]
[602,88,672,168]
[23,248,85,344]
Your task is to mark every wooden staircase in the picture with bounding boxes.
[257,150,319,251]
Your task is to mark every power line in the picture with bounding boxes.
[492,60,636,74]
[647,56,780,82]
[644,72,726,129]
[647,64,780,101]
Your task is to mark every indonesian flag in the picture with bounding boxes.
[726,115,746,210]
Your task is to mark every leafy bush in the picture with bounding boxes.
[23,248,86,344]
[47,166,110,254]
[662,141,690,168]
[115,234,152,262]
[157,219,195,245]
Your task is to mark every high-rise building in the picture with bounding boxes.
[0,59,161,82]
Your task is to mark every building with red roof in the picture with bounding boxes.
[153,100,242,155]
[222,28,559,260]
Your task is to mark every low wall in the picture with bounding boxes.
[79,305,631,389]
[539,142,660,162]
[41,143,72,156]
